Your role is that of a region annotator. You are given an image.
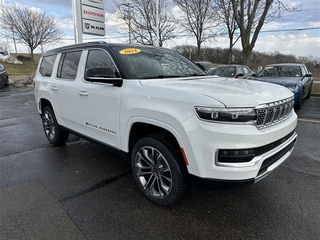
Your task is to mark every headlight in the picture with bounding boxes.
[287,85,298,92]
[195,107,256,123]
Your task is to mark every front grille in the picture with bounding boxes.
[257,138,296,176]
[256,97,294,129]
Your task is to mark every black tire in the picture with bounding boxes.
[305,88,311,99]
[131,136,189,206]
[42,106,69,145]
[4,77,9,87]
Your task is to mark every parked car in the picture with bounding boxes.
[34,42,297,206]
[207,65,256,79]
[0,64,9,88]
[254,63,313,109]
[193,61,213,72]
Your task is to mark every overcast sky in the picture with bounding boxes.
[1,0,319,59]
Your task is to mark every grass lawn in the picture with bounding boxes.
[1,53,41,76]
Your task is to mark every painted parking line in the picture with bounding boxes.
[298,118,320,124]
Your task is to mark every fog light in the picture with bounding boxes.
[218,149,255,163]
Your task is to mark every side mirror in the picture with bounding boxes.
[305,73,312,78]
[235,73,244,78]
[252,73,257,77]
[85,67,123,86]
[195,63,206,72]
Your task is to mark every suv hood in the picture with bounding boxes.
[139,76,293,107]
[254,77,299,87]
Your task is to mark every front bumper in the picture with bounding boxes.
[178,111,297,182]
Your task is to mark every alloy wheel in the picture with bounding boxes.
[134,146,173,198]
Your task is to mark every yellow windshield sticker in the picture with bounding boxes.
[265,66,274,69]
[119,48,141,55]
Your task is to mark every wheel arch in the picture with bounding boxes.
[126,120,190,169]
[39,98,53,114]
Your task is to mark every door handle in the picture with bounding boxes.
[78,90,88,96]
[51,86,58,91]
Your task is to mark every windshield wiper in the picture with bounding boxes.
[139,74,206,79]
[187,73,207,77]
[139,75,189,79]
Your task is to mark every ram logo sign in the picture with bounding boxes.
[82,20,105,36]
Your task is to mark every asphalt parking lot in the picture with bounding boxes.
[0,85,319,240]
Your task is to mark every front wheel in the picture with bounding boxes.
[4,77,9,87]
[42,106,69,145]
[306,87,312,99]
[131,136,189,206]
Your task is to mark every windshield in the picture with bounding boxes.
[113,46,205,79]
[207,66,236,77]
[258,65,302,77]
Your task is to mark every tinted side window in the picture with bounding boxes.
[301,65,307,75]
[85,49,116,73]
[222,67,235,77]
[39,55,57,77]
[243,67,250,74]
[57,51,82,79]
[237,67,244,74]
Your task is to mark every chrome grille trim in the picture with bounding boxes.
[255,96,294,129]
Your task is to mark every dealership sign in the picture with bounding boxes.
[82,19,105,36]
[81,0,104,9]
[82,5,105,25]
[72,0,105,42]
[81,0,105,36]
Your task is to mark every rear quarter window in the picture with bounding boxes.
[39,55,57,77]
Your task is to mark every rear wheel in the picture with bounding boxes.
[131,136,189,206]
[42,106,69,145]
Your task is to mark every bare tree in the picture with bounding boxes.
[213,0,240,64]
[173,0,217,59]
[0,40,12,54]
[113,0,176,46]
[0,3,63,61]
[231,0,295,65]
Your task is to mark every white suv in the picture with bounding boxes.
[34,42,297,206]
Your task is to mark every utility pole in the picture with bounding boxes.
[122,3,133,44]
[71,0,83,44]
[12,26,17,53]
[156,0,159,46]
